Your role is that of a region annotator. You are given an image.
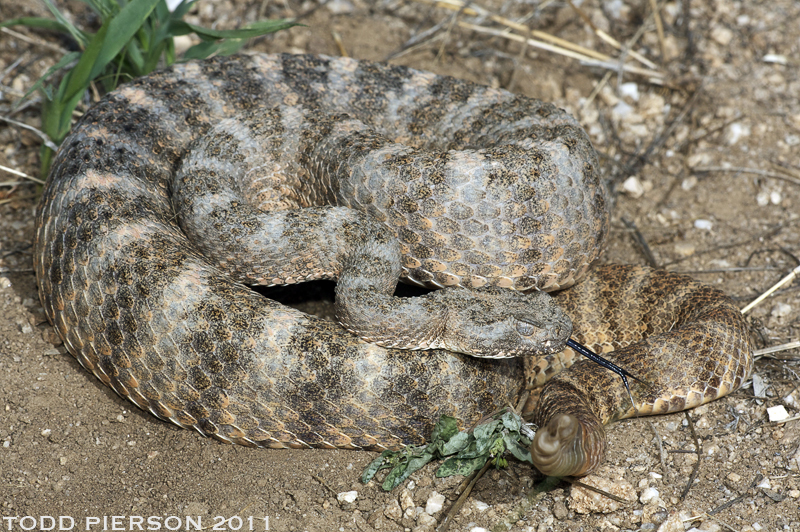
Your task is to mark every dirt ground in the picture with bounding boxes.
[1,1,799,531]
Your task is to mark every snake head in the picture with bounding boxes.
[432,286,572,358]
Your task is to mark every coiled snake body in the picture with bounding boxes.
[34,54,753,477]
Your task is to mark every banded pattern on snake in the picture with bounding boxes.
[33,53,753,477]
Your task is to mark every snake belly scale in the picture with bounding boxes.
[33,53,753,477]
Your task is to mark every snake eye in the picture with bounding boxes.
[515,320,538,337]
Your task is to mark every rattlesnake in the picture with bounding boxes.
[33,53,753,478]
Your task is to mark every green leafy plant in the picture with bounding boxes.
[362,410,534,491]
[1,0,298,176]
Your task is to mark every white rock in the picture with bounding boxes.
[694,219,713,230]
[674,242,695,257]
[612,101,633,120]
[686,152,712,167]
[416,512,436,528]
[622,176,644,198]
[173,35,194,56]
[771,302,792,319]
[710,26,733,46]
[752,374,768,398]
[399,488,414,511]
[756,477,771,489]
[384,499,402,521]
[603,0,628,20]
[337,490,357,503]
[725,123,750,145]
[425,491,445,514]
[569,469,636,514]
[619,82,640,101]
[655,510,684,532]
[325,0,354,14]
[767,405,789,422]
[762,54,788,65]
[639,486,660,504]
[473,501,490,512]
[681,176,698,190]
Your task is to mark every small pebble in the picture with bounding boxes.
[552,501,568,519]
[694,219,713,230]
[727,472,742,483]
[710,26,733,45]
[425,491,445,515]
[568,469,636,514]
[384,500,402,521]
[725,123,750,145]
[770,302,792,319]
[674,242,696,257]
[612,101,634,120]
[767,405,789,422]
[325,0,354,14]
[656,510,686,532]
[416,512,436,528]
[618,82,640,101]
[639,487,660,504]
[752,374,768,398]
[762,54,788,64]
[399,488,414,511]
[337,491,357,504]
[622,176,644,198]
[473,501,490,512]
[681,176,698,190]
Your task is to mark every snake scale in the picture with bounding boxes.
[33,53,753,478]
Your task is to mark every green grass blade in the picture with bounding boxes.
[0,16,70,32]
[20,51,80,104]
[215,38,247,56]
[88,0,161,81]
[169,0,198,19]
[62,21,110,103]
[41,0,88,46]
[179,19,300,40]
[181,40,220,61]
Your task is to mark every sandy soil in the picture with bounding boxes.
[1,1,799,531]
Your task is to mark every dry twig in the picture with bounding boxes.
[677,411,702,500]
[741,264,800,314]
[0,164,45,185]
